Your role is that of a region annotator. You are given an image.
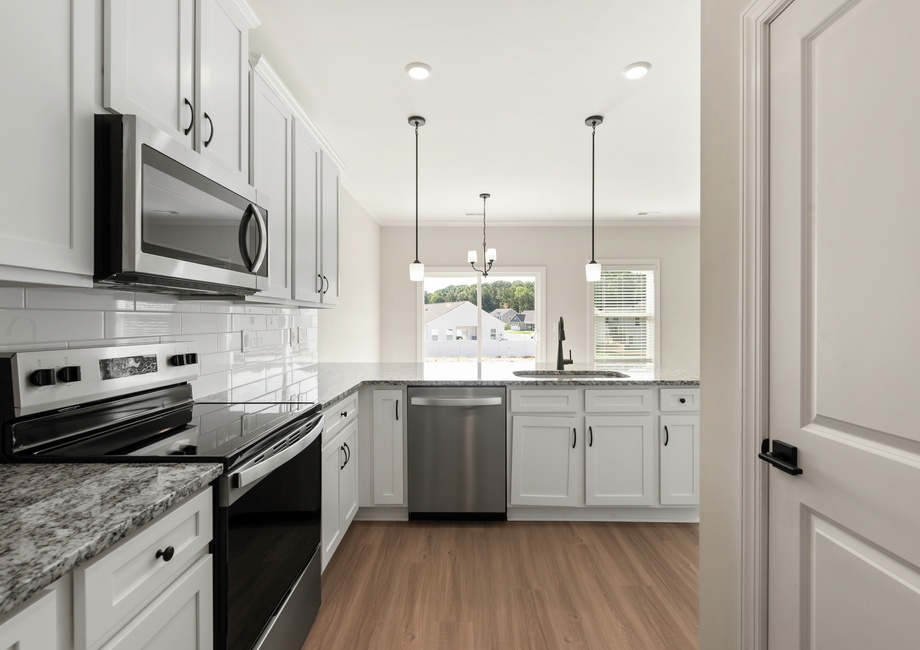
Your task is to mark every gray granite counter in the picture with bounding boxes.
[0,463,222,616]
[314,362,700,409]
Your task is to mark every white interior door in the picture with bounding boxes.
[767,0,920,647]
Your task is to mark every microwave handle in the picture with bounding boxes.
[250,205,267,273]
[238,204,267,273]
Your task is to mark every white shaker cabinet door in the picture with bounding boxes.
[510,416,579,506]
[250,72,293,300]
[0,590,57,650]
[198,0,250,181]
[0,0,94,283]
[585,416,654,506]
[99,555,213,650]
[319,152,340,305]
[104,0,195,146]
[292,120,323,303]
[372,390,404,505]
[659,415,700,505]
[321,436,343,570]
[339,422,359,531]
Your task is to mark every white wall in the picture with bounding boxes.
[700,0,746,647]
[317,187,382,361]
[0,288,318,399]
[380,224,700,371]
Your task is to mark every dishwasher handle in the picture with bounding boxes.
[410,397,503,407]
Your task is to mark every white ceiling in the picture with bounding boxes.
[247,0,700,225]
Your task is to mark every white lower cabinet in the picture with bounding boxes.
[98,555,212,650]
[0,589,58,650]
[372,389,404,506]
[659,415,701,505]
[510,416,579,506]
[585,416,654,506]
[322,420,358,571]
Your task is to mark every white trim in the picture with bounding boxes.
[416,267,547,363]
[384,218,700,228]
[586,259,661,374]
[229,0,260,28]
[740,2,795,649]
[249,54,346,174]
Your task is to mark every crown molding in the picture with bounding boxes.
[231,0,260,28]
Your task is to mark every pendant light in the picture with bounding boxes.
[408,116,426,281]
[468,193,496,277]
[585,115,603,282]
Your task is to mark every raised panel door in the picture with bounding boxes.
[659,415,699,506]
[250,72,293,300]
[0,0,94,282]
[104,0,195,146]
[293,120,323,303]
[510,416,579,506]
[198,0,249,180]
[585,416,654,506]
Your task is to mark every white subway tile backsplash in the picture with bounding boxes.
[26,288,136,311]
[217,332,242,353]
[244,347,275,366]
[161,333,218,355]
[198,302,246,314]
[232,364,267,387]
[105,312,182,338]
[232,314,266,331]
[0,289,25,309]
[191,372,231,400]
[0,310,103,345]
[182,313,232,335]
[135,293,201,313]
[199,351,235,376]
[231,379,267,402]
[70,337,161,349]
[244,306,277,315]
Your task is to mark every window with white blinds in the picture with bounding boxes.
[593,268,655,368]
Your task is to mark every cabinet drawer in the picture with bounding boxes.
[324,392,358,443]
[584,389,653,413]
[510,390,579,413]
[660,388,700,412]
[76,488,212,650]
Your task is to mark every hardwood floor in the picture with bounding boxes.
[303,520,699,650]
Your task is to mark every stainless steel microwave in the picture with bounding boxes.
[94,114,269,296]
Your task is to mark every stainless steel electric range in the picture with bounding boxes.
[0,342,323,650]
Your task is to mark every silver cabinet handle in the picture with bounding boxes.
[233,425,321,488]
[410,397,503,407]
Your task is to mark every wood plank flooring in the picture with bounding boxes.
[302,520,699,650]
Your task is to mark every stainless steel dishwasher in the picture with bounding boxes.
[407,386,507,520]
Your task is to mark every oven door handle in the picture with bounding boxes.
[233,424,322,488]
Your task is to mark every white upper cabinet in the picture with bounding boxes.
[250,71,293,300]
[198,0,251,180]
[103,0,195,146]
[104,0,256,181]
[0,0,94,285]
[293,120,323,303]
[320,152,340,305]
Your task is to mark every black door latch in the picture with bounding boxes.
[758,439,803,476]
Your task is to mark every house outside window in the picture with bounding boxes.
[490,329,497,340]
[591,261,659,372]
[446,328,454,341]
[431,329,438,341]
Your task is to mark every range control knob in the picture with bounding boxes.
[169,354,187,367]
[57,366,82,383]
[185,353,198,365]
[29,369,57,387]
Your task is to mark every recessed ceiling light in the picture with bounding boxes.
[638,211,661,216]
[622,62,652,79]
[405,62,432,80]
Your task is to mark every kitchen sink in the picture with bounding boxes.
[512,370,630,379]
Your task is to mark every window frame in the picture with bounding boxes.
[586,259,661,373]
[417,266,546,362]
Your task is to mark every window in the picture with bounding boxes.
[490,329,497,340]
[431,329,438,341]
[592,262,658,371]
[446,328,454,341]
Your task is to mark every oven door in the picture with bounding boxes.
[220,413,322,650]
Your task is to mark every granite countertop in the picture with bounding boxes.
[0,463,223,616]
[314,362,700,409]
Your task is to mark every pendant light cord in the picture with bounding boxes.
[414,121,420,264]
[482,195,487,260]
[591,122,596,263]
